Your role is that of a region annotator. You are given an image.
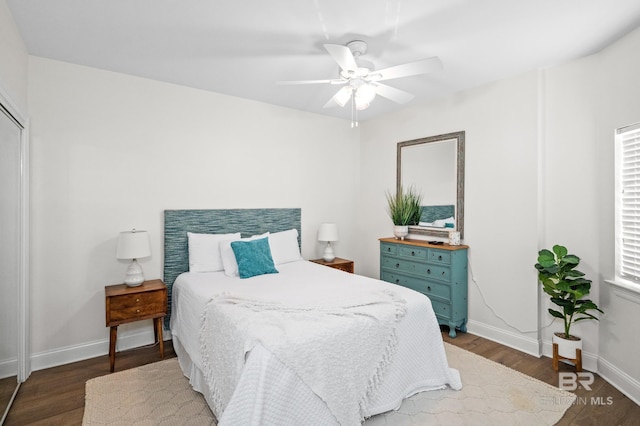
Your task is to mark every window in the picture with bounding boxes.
[616,122,640,285]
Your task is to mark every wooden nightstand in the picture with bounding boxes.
[310,257,354,273]
[105,279,167,372]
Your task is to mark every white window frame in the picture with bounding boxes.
[615,122,640,290]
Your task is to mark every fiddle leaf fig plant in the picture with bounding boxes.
[535,245,603,339]
[386,186,423,226]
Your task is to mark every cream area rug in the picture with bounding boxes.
[83,343,575,425]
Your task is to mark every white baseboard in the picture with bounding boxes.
[467,319,541,357]
[540,339,598,373]
[30,328,172,372]
[598,356,640,406]
[467,320,639,405]
[0,358,17,380]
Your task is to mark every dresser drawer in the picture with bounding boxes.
[428,249,451,265]
[398,245,428,260]
[381,256,425,275]
[382,271,451,300]
[381,243,397,256]
[420,264,451,283]
[431,299,451,320]
[107,291,166,323]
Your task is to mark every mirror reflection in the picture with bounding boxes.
[397,131,465,239]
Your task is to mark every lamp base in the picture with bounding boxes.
[124,259,145,287]
[322,242,335,262]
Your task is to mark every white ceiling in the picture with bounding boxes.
[7,0,640,122]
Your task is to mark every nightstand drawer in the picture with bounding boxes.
[330,262,354,273]
[109,292,165,321]
[309,257,354,273]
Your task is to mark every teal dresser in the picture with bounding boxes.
[379,237,468,337]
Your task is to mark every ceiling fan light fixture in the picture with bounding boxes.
[354,83,376,110]
[333,86,353,107]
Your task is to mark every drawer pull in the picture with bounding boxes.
[136,309,140,313]
[427,286,431,291]
[136,298,140,302]
[387,247,391,252]
[395,279,400,284]
[396,263,400,268]
[411,251,415,256]
[427,268,431,274]
[442,271,446,276]
[438,255,442,261]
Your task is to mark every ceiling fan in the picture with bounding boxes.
[278,40,442,120]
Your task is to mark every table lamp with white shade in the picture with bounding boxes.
[318,223,339,262]
[116,229,151,286]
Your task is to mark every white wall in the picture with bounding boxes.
[541,53,601,364]
[359,72,541,355]
[0,0,28,114]
[358,24,640,401]
[27,57,360,368]
[594,26,640,404]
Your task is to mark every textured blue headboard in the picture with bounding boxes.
[163,208,302,328]
[420,205,455,223]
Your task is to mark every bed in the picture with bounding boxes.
[164,209,461,425]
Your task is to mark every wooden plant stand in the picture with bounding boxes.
[552,343,582,372]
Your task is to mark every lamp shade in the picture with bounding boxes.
[318,223,339,242]
[116,230,151,260]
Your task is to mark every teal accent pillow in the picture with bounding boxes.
[231,237,279,279]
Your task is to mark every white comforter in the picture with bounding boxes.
[171,260,461,425]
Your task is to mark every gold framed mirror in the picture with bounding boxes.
[397,131,465,239]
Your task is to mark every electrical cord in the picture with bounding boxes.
[467,252,555,334]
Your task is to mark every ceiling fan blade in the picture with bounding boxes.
[373,57,443,81]
[324,44,358,73]
[323,97,339,109]
[277,79,340,85]
[323,86,353,108]
[373,83,415,104]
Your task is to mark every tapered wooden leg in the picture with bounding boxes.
[156,317,164,359]
[109,326,118,373]
[553,342,582,372]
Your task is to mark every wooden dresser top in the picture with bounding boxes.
[379,237,469,251]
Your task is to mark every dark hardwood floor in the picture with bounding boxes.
[4,341,176,425]
[4,329,639,425]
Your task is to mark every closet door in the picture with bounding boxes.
[0,103,22,421]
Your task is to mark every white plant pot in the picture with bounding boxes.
[553,332,582,359]
[393,225,409,240]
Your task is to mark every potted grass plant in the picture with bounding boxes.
[386,186,422,240]
[534,245,603,359]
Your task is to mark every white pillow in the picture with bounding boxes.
[220,233,269,277]
[268,229,302,265]
[187,232,241,272]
